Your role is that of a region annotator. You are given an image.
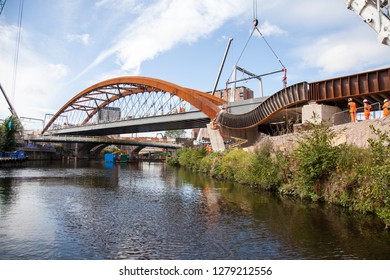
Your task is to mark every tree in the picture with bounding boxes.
[164,129,186,139]
[0,115,21,152]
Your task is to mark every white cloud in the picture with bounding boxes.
[95,0,143,12]
[0,24,70,119]
[48,64,70,79]
[259,0,348,31]
[67,33,90,46]
[78,0,251,77]
[295,30,390,75]
[256,21,286,37]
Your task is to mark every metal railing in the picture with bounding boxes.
[333,102,382,125]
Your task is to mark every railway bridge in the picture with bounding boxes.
[40,67,390,151]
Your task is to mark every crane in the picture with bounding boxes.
[346,0,390,46]
[0,0,6,16]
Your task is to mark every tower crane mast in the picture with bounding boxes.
[346,0,390,46]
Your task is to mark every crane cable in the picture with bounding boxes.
[253,25,285,70]
[227,0,287,89]
[11,0,24,104]
[252,0,257,22]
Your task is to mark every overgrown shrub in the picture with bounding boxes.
[0,116,21,152]
[290,124,340,200]
[353,126,390,225]
[176,147,207,171]
[251,139,287,190]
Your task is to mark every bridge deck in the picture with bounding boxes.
[28,135,182,149]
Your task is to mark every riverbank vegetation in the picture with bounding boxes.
[168,124,390,227]
[0,116,21,152]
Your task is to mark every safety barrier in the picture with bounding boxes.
[332,102,382,125]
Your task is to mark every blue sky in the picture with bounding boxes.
[1,0,389,129]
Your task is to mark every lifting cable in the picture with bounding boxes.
[11,0,24,103]
[227,0,287,90]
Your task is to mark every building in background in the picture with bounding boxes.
[209,86,254,102]
[98,107,121,123]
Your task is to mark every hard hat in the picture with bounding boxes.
[348,98,352,102]
[385,99,389,102]
[363,99,368,103]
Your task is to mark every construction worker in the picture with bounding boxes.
[363,99,371,120]
[348,98,357,122]
[383,99,389,117]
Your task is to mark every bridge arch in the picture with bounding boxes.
[43,76,225,134]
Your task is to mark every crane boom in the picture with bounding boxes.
[0,0,6,16]
[346,0,390,46]
[0,83,19,119]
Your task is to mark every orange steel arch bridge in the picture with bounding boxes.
[42,76,224,134]
[42,67,390,138]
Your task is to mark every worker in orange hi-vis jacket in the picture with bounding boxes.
[348,98,357,122]
[363,99,371,120]
[383,99,389,117]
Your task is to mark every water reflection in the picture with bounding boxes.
[174,166,390,259]
[0,176,16,205]
[0,161,389,260]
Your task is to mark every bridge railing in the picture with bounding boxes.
[332,102,382,125]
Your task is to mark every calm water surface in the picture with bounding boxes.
[0,160,389,260]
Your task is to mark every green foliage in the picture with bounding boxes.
[102,145,120,154]
[353,126,390,226]
[176,147,207,171]
[220,149,255,183]
[251,139,287,190]
[167,153,180,167]
[293,124,339,185]
[199,152,221,174]
[0,115,20,152]
[367,125,390,165]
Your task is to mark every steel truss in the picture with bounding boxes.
[43,77,224,134]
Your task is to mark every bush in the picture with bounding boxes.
[199,152,220,173]
[293,124,340,184]
[218,149,252,182]
[353,126,390,226]
[0,116,21,152]
[251,139,288,190]
[177,147,207,171]
[290,124,340,200]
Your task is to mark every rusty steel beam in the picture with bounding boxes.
[309,67,390,101]
[218,67,390,131]
[217,82,309,129]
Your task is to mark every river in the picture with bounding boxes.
[0,160,389,260]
